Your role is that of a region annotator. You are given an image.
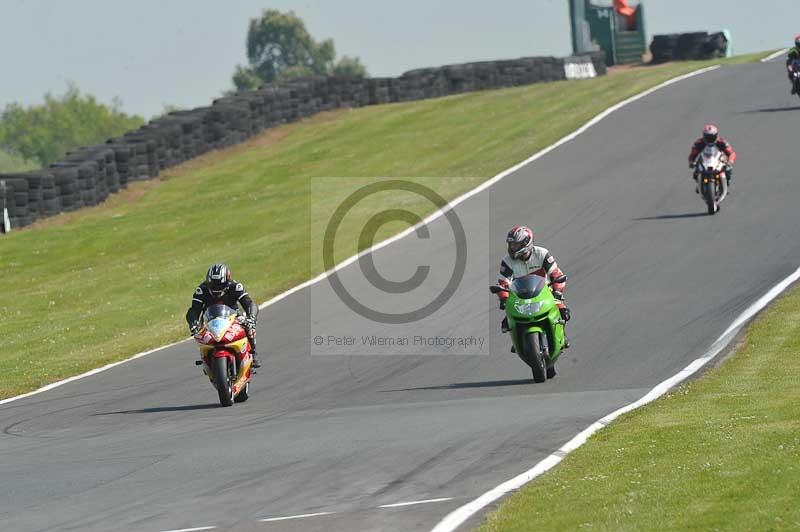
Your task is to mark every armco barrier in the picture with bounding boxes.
[0,53,605,231]
[650,32,728,64]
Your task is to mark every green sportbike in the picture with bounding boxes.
[490,274,567,383]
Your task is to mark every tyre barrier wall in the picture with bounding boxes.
[650,32,728,64]
[0,53,605,232]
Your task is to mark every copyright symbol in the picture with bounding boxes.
[313,336,324,346]
[322,180,467,324]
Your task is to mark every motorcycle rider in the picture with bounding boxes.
[688,124,737,193]
[786,35,800,94]
[186,263,261,368]
[495,225,571,349]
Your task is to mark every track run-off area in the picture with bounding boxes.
[3,57,800,532]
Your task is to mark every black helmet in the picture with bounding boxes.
[206,263,231,298]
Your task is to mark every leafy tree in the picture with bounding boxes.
[232,9,367,91]
[332,56,368,78]
[0,83,144,167]
[232,65,263,92]
[276,65,316,83]
[0,149,37,172]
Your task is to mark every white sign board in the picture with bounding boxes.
[564,60,598,80]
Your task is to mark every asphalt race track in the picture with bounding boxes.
[3,59,800,532]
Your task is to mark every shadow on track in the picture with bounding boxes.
[739,105,800,114]
[94,404,220,415]
[383,379,533,392]
[634,212,708,220]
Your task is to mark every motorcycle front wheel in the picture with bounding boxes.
[704,181,717,215]
[523,332,547,383]
[213,357,234,407]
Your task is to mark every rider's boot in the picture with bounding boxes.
[559,306,571,349]
[247,331,262,368]
[502,317,516,352]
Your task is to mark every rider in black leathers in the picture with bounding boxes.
[186,263,261,368]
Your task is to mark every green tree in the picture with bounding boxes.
[276,65,316,83]
[0,149,38,172]
[332,56,369,78]
[232,9,367,91]
[232,65,264,92]
[0,83,144,167]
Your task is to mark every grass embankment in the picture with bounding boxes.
[480,286,800,531]
[0,52,766,399]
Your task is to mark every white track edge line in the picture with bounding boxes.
[379,497,454,508]
[259,511,334,522]
[761,49,788,62]
[431,265,800,532]
[0,64,720,408]
[159,526,217,532]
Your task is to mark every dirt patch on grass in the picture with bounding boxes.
[24,178,166,230]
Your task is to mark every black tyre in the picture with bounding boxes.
[523,332,547,383]
[212,357,234,407]
[234,381,250,403]
[704,181,716,215]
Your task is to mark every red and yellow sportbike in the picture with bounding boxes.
[193,304,253,406]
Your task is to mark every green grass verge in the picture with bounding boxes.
[0,52,766,399]
[479,284,800,532]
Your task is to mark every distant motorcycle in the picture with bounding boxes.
[193,304,253,406]
[694,145,729,215]
[791,59,800,97]
[490,274,567,383]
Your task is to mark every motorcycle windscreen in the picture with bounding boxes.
[701,146,722,169]
[203,304,238,342]
[511,275,547,299]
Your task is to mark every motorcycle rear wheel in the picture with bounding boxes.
[234,381,250,403]
[523,332,547,383]
[213,357,234,407]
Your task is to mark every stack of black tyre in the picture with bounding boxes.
[0,51,606,232]
[650,32,728,64]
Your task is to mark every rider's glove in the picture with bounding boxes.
[689,162,696,169]
[245,317,257,331]
[189,321,200,335]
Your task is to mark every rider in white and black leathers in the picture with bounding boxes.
[496,225,571,347]
[186,263,261,368]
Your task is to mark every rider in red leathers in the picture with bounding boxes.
[689,124,737,192]
[496,225,571,348]
[786,35,800,94]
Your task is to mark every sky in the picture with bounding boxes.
[0,1,793,118]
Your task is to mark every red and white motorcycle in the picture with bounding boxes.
[694,145,729,215]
